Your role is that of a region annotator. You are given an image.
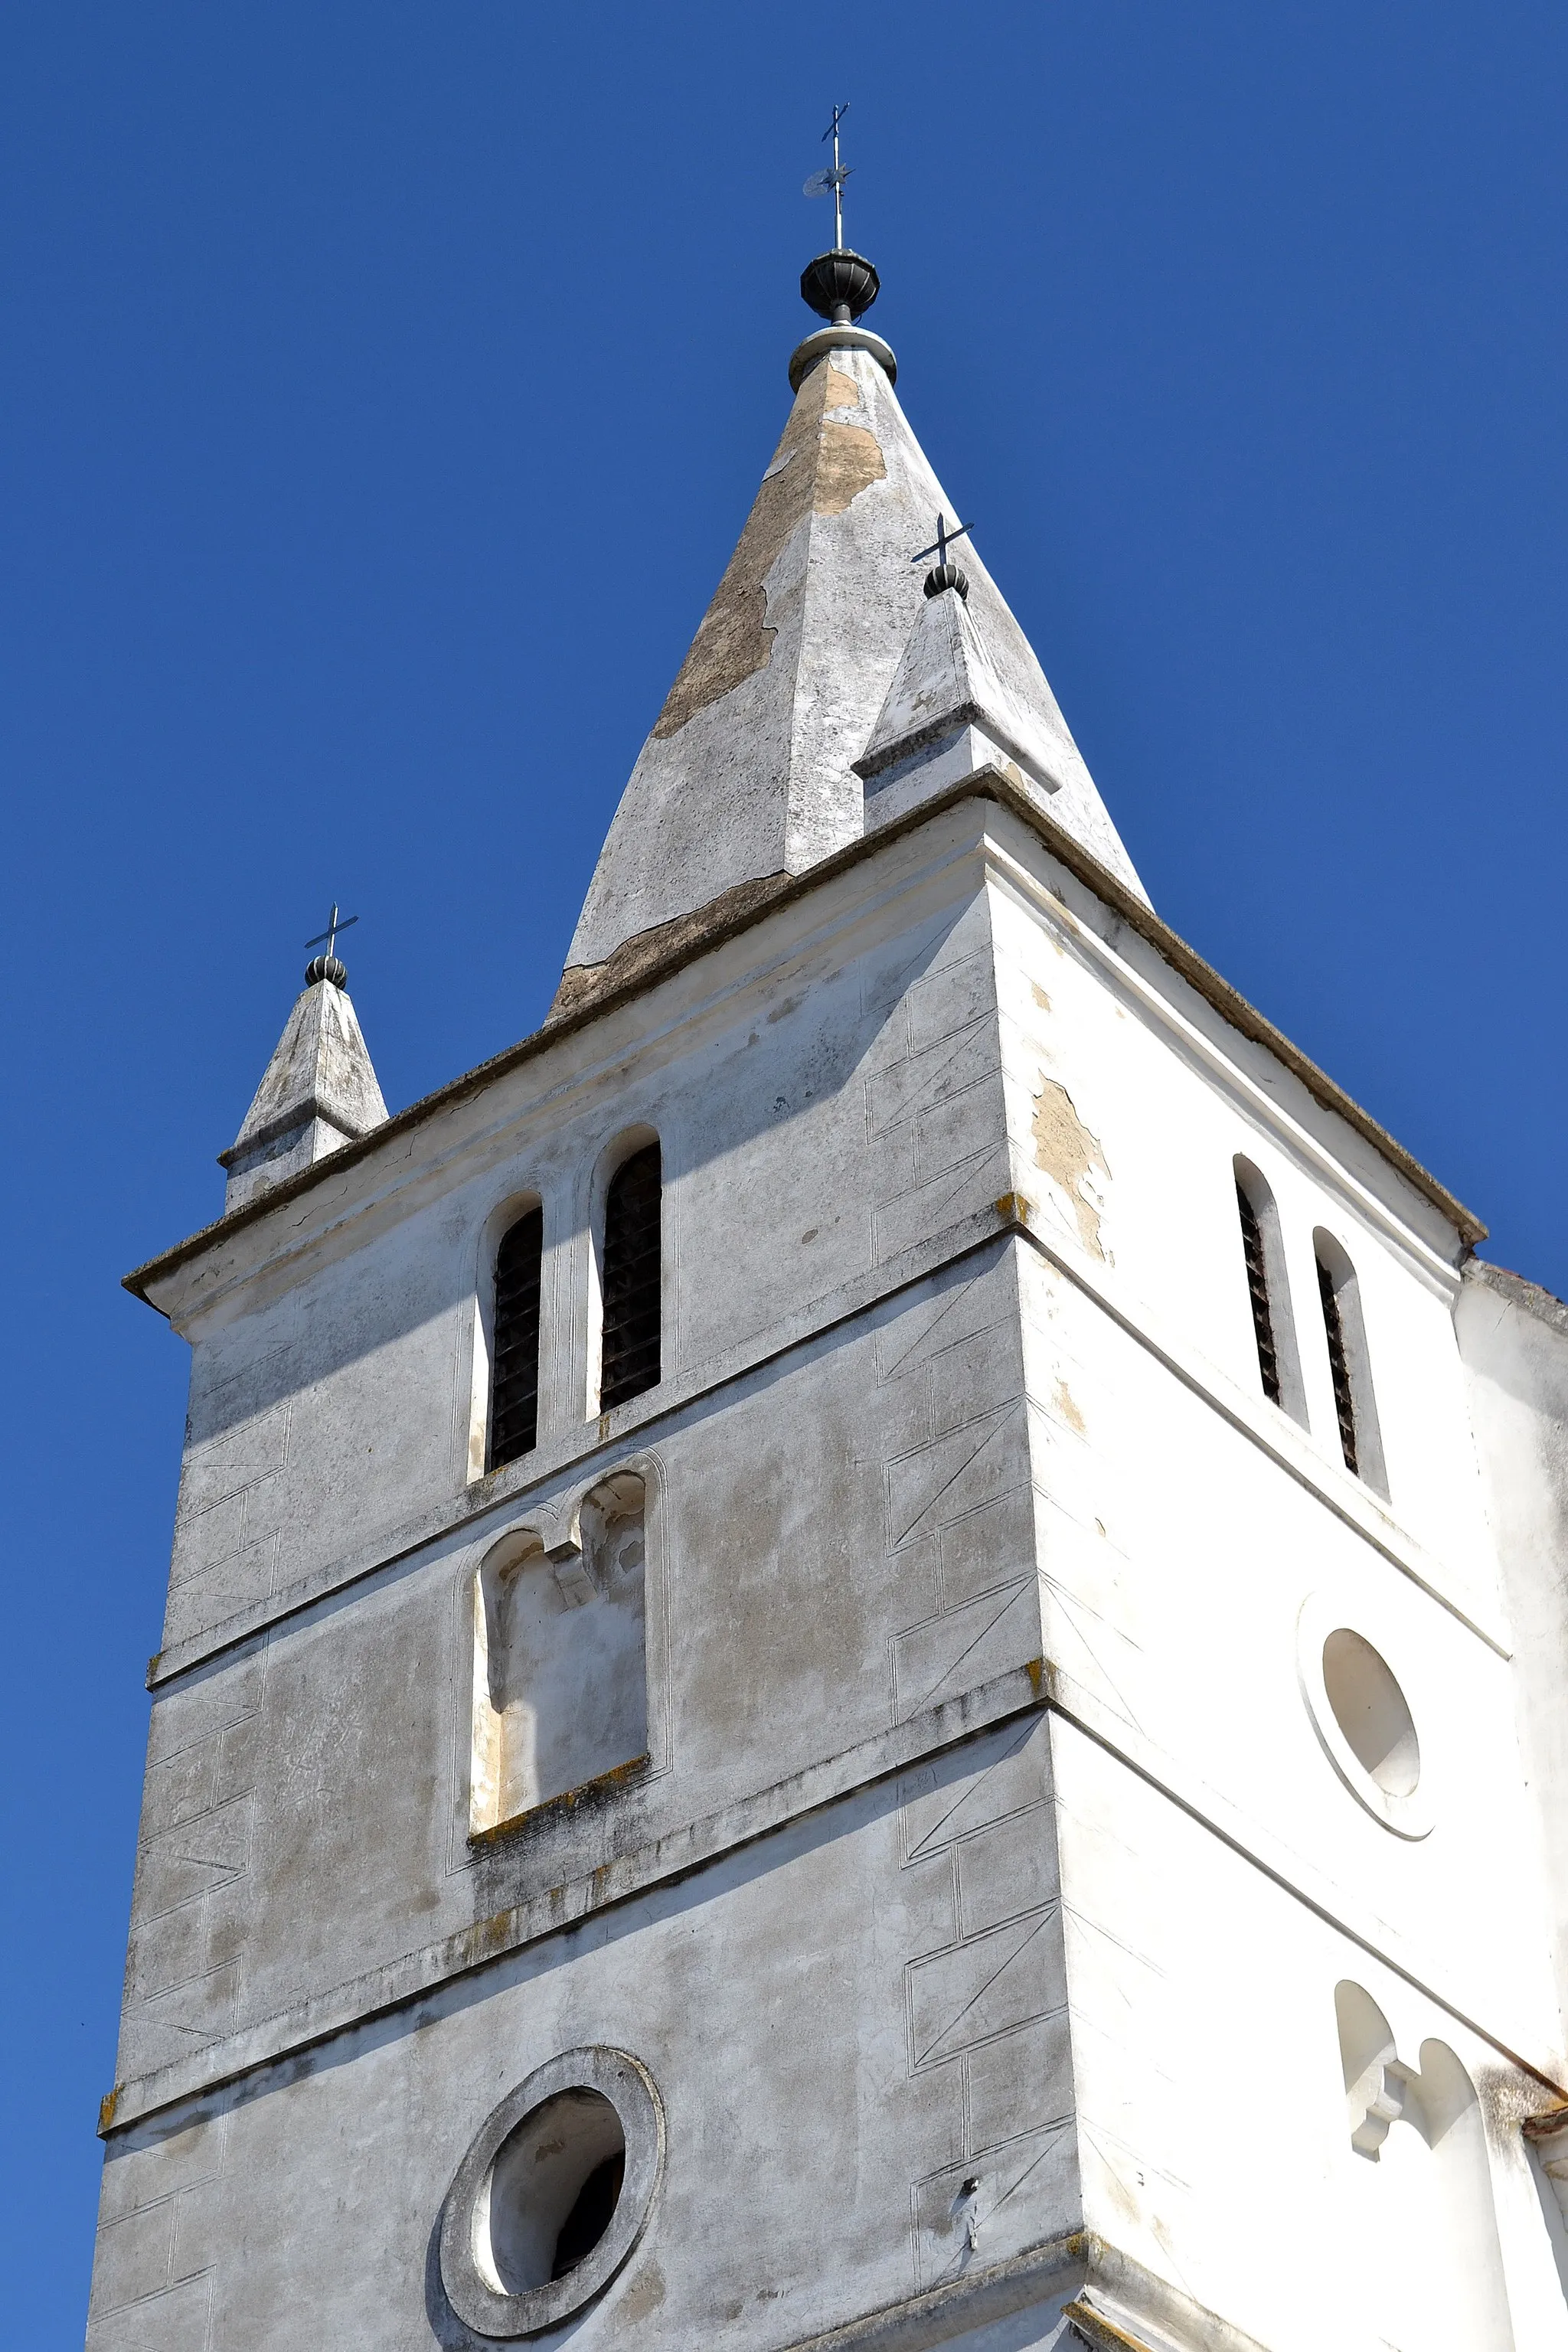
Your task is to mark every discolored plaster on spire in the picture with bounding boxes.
[558,323,1146,1012]
[652,361,885,738]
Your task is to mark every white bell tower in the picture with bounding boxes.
[87,228,1568,2352]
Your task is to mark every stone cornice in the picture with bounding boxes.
[122,772,1484,1312]
[145,1191,1507,1692]
[100,1648,1563,2141]
[773,2231,1272,2352]
[102,1661,1051,2138]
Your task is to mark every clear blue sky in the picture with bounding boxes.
[4,2,1565,2337]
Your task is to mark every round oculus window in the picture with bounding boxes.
[1321,1627,1420,1798]
[440,2047,663,2339]
[1296,1595,1434,1840]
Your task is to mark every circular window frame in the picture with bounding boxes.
[1296,1593,1434,1841]
[439,2045,664,2339]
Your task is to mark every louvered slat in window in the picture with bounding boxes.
[600,1145,662,1411]
[490,1207,543,1468]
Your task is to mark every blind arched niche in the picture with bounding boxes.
[471,1472,649,1834]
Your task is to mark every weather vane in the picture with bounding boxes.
[304,902,358,974]
[803,103,853,253]
[913,513,974,599]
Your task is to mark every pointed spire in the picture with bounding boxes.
[218,947,388,1214]
[554,252,1145,1011]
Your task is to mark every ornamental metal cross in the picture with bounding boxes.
[803,103,853,252]
[912,514,973,569]
[305,903,358,961]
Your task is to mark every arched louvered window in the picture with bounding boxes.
[1233,1158,1306,1425]
[1318,1256,1357,1472]
[489,1207,543,1470]
[1236,1176,1281,1406]
[1313,1230,1387,1494]
[599,1142,662,1411]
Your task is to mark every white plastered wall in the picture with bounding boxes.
[1458,1265,1568,2042]
[1053,1717,1568,2352]
[984,817,1498,1626]
[105,797,1568,2352]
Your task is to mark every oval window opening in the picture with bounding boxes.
[1321,1629,1419,1798]
[478,2089,627,2297]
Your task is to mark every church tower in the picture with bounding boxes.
[89,224,1568,2352]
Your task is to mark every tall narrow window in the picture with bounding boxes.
[599,1142,662,1411]
[1313,1230,1387,1494]
[1236,1177,1282,1406]
[1317,1254,1358,1474]
[1233,1158,1307,1424]
[489,1207,543,1469]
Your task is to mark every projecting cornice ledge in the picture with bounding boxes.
[100,1660,1050,2139]
[771,2231,1269,2352]
[122,768,1482,1312]
[144,1168,1505,1695]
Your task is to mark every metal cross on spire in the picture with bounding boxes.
[912,514,972,570]
[304,902,358,981]
[305,903,357,961]
[913,513,974,602]
[803,103,853,252]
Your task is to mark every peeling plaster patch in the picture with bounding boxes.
[1051,1378,1086,1436]
[1031,983,1052,1015]
[813,377,886,518]
[652,363,885,737]
[651,586,772,742]
[652,389,818,736]
[619,2262,665,2321]
[1031,1077,1109,1259]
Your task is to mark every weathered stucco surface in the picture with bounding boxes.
[90,260,1568,2351]
[1457,1263,1568,2041]
[561,345,1144,997]
[1028,1079,1108,1260]
[90,781,1568,2352]
[95,1719,1077,2352]
[651,360,886,739]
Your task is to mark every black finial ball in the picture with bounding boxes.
[305,954,348,988]
[924,563,969,603]
[800,250,880,326]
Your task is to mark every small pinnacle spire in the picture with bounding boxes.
[218,912,387,1211]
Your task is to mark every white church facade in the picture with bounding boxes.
[87,238,1568,2352]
